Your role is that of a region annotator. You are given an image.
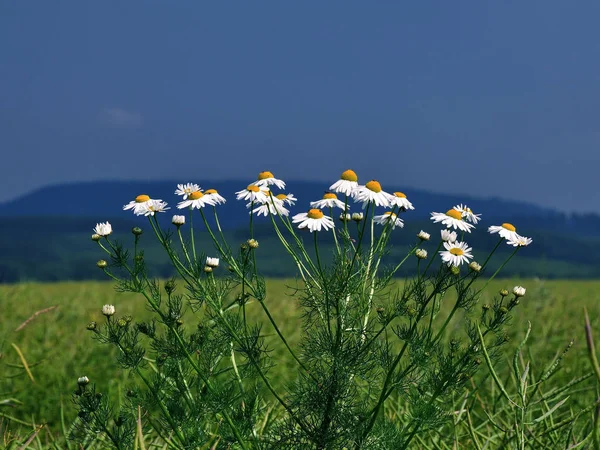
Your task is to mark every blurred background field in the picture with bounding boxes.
[2,277,599,438]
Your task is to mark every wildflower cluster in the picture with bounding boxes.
[77,169,533,449]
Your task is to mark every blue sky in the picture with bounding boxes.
[1,2,599,212]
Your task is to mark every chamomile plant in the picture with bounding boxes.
[78,170,536,449]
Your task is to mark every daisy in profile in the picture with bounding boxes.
[93,222,112,237]
[453,204,481,224]
[236,185,268,203]
[488,223,519,241]
[387,192,414,211]
[329,169,359,196]
[310,192,347,210]
[143,199,170,216]
[275,193,297,206]
[292,209,335,232]
[439,241,473,266]
[204,189,226,205]
[251,191,289,216]
[175,183,201,200]
[506,234,533,247]
[177,191,215,210]
[353,180,391,208]
[124,195,162,216]
[373,211,404,229]
[252,171,286,189]
[430,209,474,233]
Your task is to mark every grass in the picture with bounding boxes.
[1,278,600,446]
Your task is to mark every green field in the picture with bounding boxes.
[2,278,600,447]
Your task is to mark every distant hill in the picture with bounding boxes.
[1,179,599,235]
[0,180,599,282]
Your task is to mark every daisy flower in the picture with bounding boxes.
[416,249,428,260]
[373,211,404,229]
[177,191,215,210]
[441,229,458,243]
[236,185,268,203]
[175,183,201,200]
[206,257,219,268]
[143,199,170,216]
[352,180,391,208]
[252,171,286,189]
[292,209,335,232]
[488,223,519,241]
[506,234,533,247]
[275,193,297,206]
[123,194,153,215]
[251,198,290,217]
[329,169,359,196]
[513,286,526,297]
[453,204,481,224]
[439,241,473,266]
[93,222,112,237]
[204,189,226,205]
[310,192,347,210]
[430,209,474,233]
[387,192,414,211]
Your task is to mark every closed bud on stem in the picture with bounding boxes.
[247,239,259,249]
[415,249,428,260]
[469,261,482,273]
[91,234,102,242]
[77,376,90,386]
[417,230,430,241]
[512,286,526,297]
[86,321,97,331]
[352,212,364,223]
[450,265,460,276]
[204,266,213,273]
[499,289,509,297]
[132,227,143,236]
[102,304,115,317]
[96,260,108,269]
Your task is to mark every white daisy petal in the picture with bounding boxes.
[352,180,391,208]
[453,204,481,224]
[329,169,359,196]
[386,192,415,211]
[291,209,335,232]
[251,171,286,189]
[177,191,215,210]
[488,223,519,241]
[439,241,473,266]
[175,183,201,200]
[373,212,404,230]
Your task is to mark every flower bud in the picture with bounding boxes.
[352,212,364,223]
[172,215,186,226]
[512,286,526,297]
[499,306,508,315]
[247,239,259,249]
[206,257,219,268]
[132,227,143,236]
[441,229,457,243]
[468,262,482,273]
[339,213,351,222]
[204,266,213,273]
[450,265,460,275]
[417,230,430,241]
[86,321,97,331]
[415,249,428,260]
[102,304,115,317]
[96,260,108,269]
[91,234,102,242]
[499,289,509,297]
[77,376,90,386]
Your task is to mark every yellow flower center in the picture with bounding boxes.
[307,209,324,219]
[502,223,516,232]
[188,191,204,200]
[205,189,217,195]
[383,211,395,217]
[450,248,464,256]
[135,194,150,203]
[446,209,463,220]
[341,169,358,182]
[276,194,287,200]
[394,192,406,198]
[365,180,382,193]
[323,192,337,200]
[247,185,261,193]
[258,171,274,180]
